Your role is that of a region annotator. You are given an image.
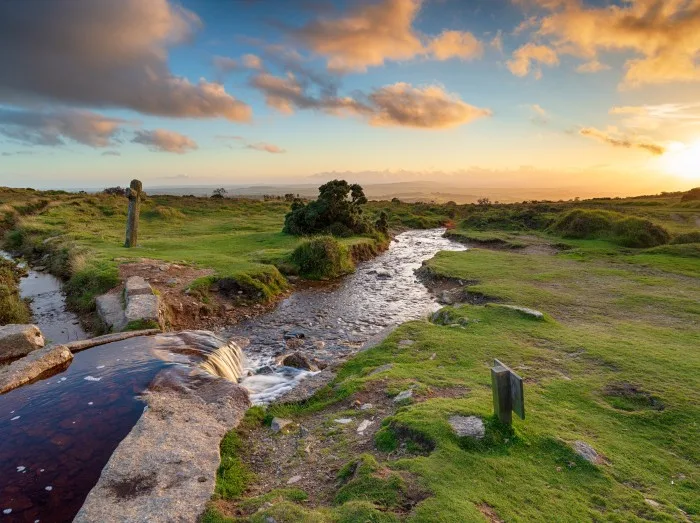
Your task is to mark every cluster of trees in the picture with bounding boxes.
[284,180,388,237]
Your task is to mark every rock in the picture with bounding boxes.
[357,420,372,434]
[644,499,660,508]
[448,415,485,439]
[334,418,352,424]
[0,344,73,394]
[285,338,305,351]
[312,340,326,350]
[255,365,275,375]
[369,363,393,376]
[287,475,302,485]
[283,329,306,340]
[281,352,318,371]
[393,389,413,403]
[572,440,605,464]
[76,364,250,523]
[0,324,45,362]
[125,277,161,327]
[498,304,545,320]
[96,293,128,332]
[375,269,392,279]
[398,339,414,347]
[360,403,373,410]
[271,417,294,433]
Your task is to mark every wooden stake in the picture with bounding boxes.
[124,179,142,248]
[491,361,512,425]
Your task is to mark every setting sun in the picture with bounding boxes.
[662,140,700,180]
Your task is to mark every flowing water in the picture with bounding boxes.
[231,229,466,403]
[0,229,465,521]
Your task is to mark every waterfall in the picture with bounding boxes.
[198,339,244,382]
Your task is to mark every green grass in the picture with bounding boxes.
[290,236,355,280]
[0,258,31,325]
[212,211,699,521]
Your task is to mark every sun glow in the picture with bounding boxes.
[662,140,700,180]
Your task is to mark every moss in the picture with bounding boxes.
[215,430,252,500]
[124,319,160,331]
[335,501,400,523]
[334,454,406,509]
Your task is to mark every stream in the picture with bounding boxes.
[0,229,465,522]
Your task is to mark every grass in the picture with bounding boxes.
[0,189,391,316]
[209,195,699,521]
[0,257,31,324]
[290,236,356,280]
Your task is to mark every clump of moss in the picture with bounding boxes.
[290,236,355,279]
[124,319,160,331]
[334,454,406,509]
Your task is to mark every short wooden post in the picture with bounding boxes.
[491,359,525,425]
[124,179,142,248]
[491,361,512,425]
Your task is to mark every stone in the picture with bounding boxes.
[124,276,161,327]
[572,440,605,464]
[96,293,128,332]
[286,475,302,485]
[398,339,414,347]
[499,305,545,320]
[0,324,45,362]
[448,415,485,439]
[271,417,294,433]
[124,179,142,248]
[313,340,326,350]
[0,344,73,394]
[281,352,318,371]
[375,269,392,278]
[74,361,250,523]
[360,403,373,410]
[285,338,305,351]
[334,418,352,424]
[393,389,413,403]
[644,499,660,508]
[255,365,275,375]
[357,420,372,433]
[283,329,306,340]
[369,363,393,376]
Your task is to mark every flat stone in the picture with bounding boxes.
[0,344,73,394]
[286,475,302,485]
[125,276,152,296]
[281,352,317,371]
[393,389,413,403]
[375,269,392,278]
[0,324,45,362]
[448,415,485,439]
[360,403,373,410]
[499,305,545,320]
[271,417,294,433]
[96,293,128,332]
[74,360,250,523]
[334,418,352,424]
[572,440,605,464]
[357,420,372,433]
[398,339,414,347]
[369,363,393,376]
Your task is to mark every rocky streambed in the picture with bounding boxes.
[0,229,466,521]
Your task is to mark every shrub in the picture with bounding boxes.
[549,209,613,238]
[283,180,375,236]
[612,216,670,248]
[671,231,700,244]
[680,187,700,202]
[290,236,354,279]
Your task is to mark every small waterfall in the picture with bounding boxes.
[199,340,244,382]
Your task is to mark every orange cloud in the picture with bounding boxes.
[291,0,483,71]
[429,31,484,61]
[576,60,610,74]
[507,43,559,78]
[579,126,665,155]
[516,0,700,87]
[132,129,198,154]
[246,142,286,154]
[0,0,251,121]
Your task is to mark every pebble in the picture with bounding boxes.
[360,403,373,410]
[357,420,372,433]
[393,390,413,403]
[334,418,352,424]
[287,475,302,484]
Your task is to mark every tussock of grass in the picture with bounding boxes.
[0,258,31,324]
[290,236,355,280]
[671,231,700,244]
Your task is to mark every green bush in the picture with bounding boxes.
[290,236,354,279]
[671,231,700,244]
[551,209,670,247]
[64,261,120,313]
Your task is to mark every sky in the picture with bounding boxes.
[0,0,699,194]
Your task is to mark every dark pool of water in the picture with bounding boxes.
[0,338,174,523]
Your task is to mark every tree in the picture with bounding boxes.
[211,187,227,199]
[103,186,127,196]
[375,210,389,235]
[283,180,376,236]
[477,197,491,206]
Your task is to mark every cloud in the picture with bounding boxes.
[132,129,198,154]
[608,102,700,131]
[250,72,490,129]
[490,31,504,53]
[101,151,121,156]
[291,0,424,72]
[246,142,286,154]
[213,56,239,75]
[576,60,610,74]
[530,104,549,124]
[428,31,484,61]
[290,0,483,71]
[579,126,665,155]
[365,83,491,129]
[1,151,37,157]
[515,0,700,88]
[0,109,124,147]
[0,0,251,121]
[242,54,263,70]
[507,43,558,78]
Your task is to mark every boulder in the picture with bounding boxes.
[393,389,413,403]
[0,324,45,363]
[271,417,294,433]
[281,352,318,371]
[572,440,606,464]
[499,305,545,320]
[96,293,128,332]
[125,277,160,327]
[448,415,485,439]
[0,344,73,394]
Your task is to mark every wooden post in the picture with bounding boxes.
[491,359,525,425]
[491,361,512,425]
[124,179,142,248]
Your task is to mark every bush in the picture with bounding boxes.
[290,236,354,279]
[283,180,375,236]
[671,231,700,244]
[680,187,700,202]
[461,203,558,231]
[551,209,670,248]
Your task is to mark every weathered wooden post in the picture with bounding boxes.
[124,179,142,248]
[491,359,525,425]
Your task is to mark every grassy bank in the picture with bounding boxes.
[206,195,699,521]
[0,257,31,324]
[0,188,393,318]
